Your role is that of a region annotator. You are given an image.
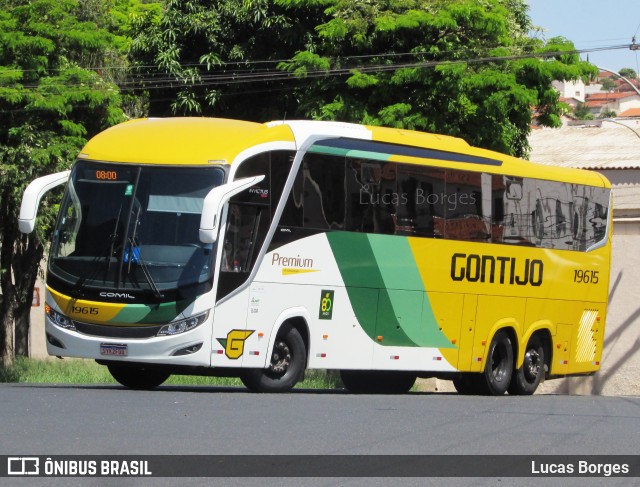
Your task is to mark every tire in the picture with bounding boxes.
[508,335,545,395]
[340,370,417,394]
[482,330,514,396]
[241,323,306,393]
[107,364,170,390]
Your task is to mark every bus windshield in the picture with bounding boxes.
[49,161,226,296]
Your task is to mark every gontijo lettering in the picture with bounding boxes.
[451,253,544,286]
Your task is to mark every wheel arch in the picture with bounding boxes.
[516,322,552,370]
[482,319,519,366]
[267,307,311,367]
[525,327,552,378]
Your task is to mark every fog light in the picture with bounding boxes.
[172,343,203,356]
[46,333,66,349]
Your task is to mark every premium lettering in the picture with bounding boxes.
[450,253,543,286]
[271,253,314,268]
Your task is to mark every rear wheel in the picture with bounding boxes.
[340,370,416,394]
[508,335,545,395]
[107,364,170,390]
[483,330,514,396]
[241,323,306,393]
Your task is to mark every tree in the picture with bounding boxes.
[574,102,594,120]
[129,0,596,158]
[0,0,133,366]
[600,77,617,92]
[598,109,617,119]
[129,0,328,119]
[618,68,637,80]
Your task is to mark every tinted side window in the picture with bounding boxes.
[443,170,487,242]
[396,165,444,237]
[347,159,396,234]
[217,151,295,300]
[494,176,609,251]
[302,153,346,230]
[277,143,610,252]
[231,151,295,215]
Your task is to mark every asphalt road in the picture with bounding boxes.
[1,384,639,486]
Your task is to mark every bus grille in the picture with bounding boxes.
[74,321,162,339]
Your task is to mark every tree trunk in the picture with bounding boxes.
[0,187,45,364]
[14,301,31,357]
[1,297,15,368]
[12,234,44,358]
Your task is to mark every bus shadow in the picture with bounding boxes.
[551,268,640,395]
[11,383,457,395]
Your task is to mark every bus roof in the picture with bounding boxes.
[79,117,296,166]
[79,117,610,188]
[362,123,610,188]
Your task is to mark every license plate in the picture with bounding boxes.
[100,343,128,356]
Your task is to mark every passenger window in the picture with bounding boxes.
[301,153,346,230]
[396,165,445,237]
[347,159,396,234]
[443,170,487,242]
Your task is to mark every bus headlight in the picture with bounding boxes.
[45,304,76,331]
[157,311,209,337]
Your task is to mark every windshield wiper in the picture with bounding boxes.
[126,238,164,299]
[125,202,164,299]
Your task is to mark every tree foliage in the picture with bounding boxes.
[600,77,617,92]
[0,0,133,365]
[129,0,329,119]
[618,68,637,80]
[130,0,596,158]
[574,102,594,120]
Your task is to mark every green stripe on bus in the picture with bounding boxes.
[308,145,391,161]
[327,232,454,348]
[112,300,192,324]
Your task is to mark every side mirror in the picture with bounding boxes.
[199,175,265,244]
[19,170,71,234]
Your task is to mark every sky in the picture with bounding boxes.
[526,0,640,74]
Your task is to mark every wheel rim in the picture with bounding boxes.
[269,340,291,376]
[523,348,541,383]
[491,341,509,383]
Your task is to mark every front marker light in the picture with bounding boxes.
[157,311,209,337]
[45,304,76,331]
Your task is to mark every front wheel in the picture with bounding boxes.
[241,323,306,393]
[107,364,170,390]
[508,335,545,395]
[483,330,514,396]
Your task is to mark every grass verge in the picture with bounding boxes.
[0,357,342,390]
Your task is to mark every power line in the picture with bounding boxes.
[9,43,632,95]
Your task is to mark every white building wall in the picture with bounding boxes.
[552,79,586,102]
[618,97,640,113]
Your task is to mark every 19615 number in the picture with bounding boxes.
[574,269,599,284]
[72,306,99,315]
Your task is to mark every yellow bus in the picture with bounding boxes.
[19,117,611,395]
